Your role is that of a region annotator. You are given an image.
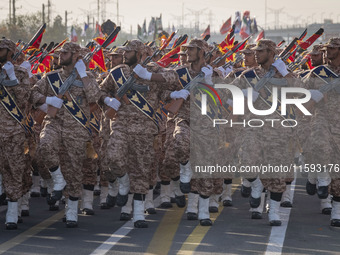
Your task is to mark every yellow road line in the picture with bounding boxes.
[0,210,64,254]
[146,205,186,255]
[177,179,241,255]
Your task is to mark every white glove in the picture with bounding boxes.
[217,66,233,77]
[20,61,33,78]
[133,64,152,81]
[309,89,324,103]
[38,103,48,113]
[2,61,17,81]
[242,88,259,102]
[272,58,289,77]
[170,89,190,100]
[46,96,63,109]
[75,59,87,78]
[201,65,213,85]
[104,97,121,111]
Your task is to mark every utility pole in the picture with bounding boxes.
[12,0,16,25]
[9,0,11,25]
[268,7,284,29]
[42,4,45,24]
[182,3,184,29]
[47,0,51,28]
[65,11,68,36]
[265,0,267,29]
[97,0,100,24]
[117,0,119,25]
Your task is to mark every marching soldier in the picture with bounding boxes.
[0,38,31,229]
[230,39,297,226]
[99,39,178,228]
[30,42,101,228]
[301,38,340,227]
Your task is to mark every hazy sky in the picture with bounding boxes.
[1,0,339,33]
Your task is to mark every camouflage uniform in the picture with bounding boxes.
[301,39,340,197]
[0,40,31,202]
[30,43,101,199]
[99,41,177,195]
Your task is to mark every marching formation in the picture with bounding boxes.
[0,22,340,233]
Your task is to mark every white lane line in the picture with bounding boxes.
[90,195,161,255]
[265,176,296,255]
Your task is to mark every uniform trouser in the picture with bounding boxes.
[0,133,26,201]
[38,125,87,198]
[191,178,223,197]
[82,131,100,187]
[149,132,163,187]
[174,119,190,165]
[160,118,180,182]
[106,129,155,194]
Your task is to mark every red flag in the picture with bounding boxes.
[218,26,235,53]
[277,40,285,48]
[305,55,313,69]
[298,28,324,50]
[255,30,265,42]
[89,44,107,72]
[70,26,78,42]
[220,17,232,35]
[201,25,210,38]
[49,39,67,54]
[96,22,104,37]
[25,24,46,52]
[157,38,188,67]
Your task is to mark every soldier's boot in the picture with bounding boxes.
[321,195,332,215]
[0,174,6,205]
[180,161,192,194]
[5,201,18,230]
[6,201,18,230]
[94,172,101,196]
[241,178,252,198]
[280,184,293,207]
[16,197,23,223]
[116,174,130,206]
[221,181,233,206]
[100,186,110,209]
[30,174,41,197]
[21,192,30,217]
[186,192,198,220]
[81,187,94,215]
[120,193,133,221]
[306,178,317,196]
[199,195,212,226]
[331,200,340,227]
[250,192,266,219]
[172,178,186,208]
[160,181,172,208]
[40,179,48,197]
[107,180,119,207]
[209,194,219,213]
[170,181,176,203]
[66,197,78,228]
[145,187,156,214]
[133,195,148,228]
[317,173,331,199]
[249,177,263,208]
[268,199,282,226]
[49,166,66,205]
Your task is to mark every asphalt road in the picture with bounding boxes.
[0,178,339,255]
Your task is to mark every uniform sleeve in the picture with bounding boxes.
[30,75,49,106]
[83,73,101,104]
